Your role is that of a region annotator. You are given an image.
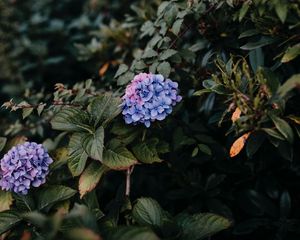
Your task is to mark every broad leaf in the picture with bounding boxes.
[110,226,159,240]
[277,74,300,98]
[82,127,104,161]
[157,61,171,78]
[79,162,108,198]
[0,211,21,235]
[159,49,178,61]
[132,198,165,227]
[0,190,13,212]
[240,37,277,50]
[51,108,92,132]
[132,139,162,164]
[103,143,137,170]
[37,185,76,210]
[177,213,231,240]
[281,44,300,63]
[88,94,121,126]
[270,115,294,143]
[68,133,89,176]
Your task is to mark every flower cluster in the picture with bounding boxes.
[0,142,53,195]
[122,73,182,127]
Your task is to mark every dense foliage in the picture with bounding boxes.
[1,0,300,239]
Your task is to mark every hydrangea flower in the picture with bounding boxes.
[0,142,53,195]
[122,73,182,127]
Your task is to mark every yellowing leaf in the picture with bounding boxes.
[287,115,300,125]
[0,190,13,212]
[231,107,241,123]
[99,62,110,77]
[230,132,251,158]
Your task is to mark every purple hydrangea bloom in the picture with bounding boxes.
[122,73,182,127]
[0,142,53,195]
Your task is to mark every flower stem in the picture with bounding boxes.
[125,166,134,197]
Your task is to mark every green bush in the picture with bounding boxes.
[0,0,300,239]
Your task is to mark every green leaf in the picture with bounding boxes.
[51,108,92,133]
[0,190,13,212]
[275,0,288,23]
[280,191,291,218]
[262,128,285,140]
[68,133,89,176]
[172,18,184,35]
[110,226,159,240]
[238,29,259,39]
[37,185,76,210]
[270,115,294,143]
[164,4,178,26]
[177,213,231,240]
[239,3,249,22]
[159,49,178,61]
[246,132,265,158]
[79,162,108,198]
[114,64,128,78]
[132,139,162,164]
[198,144,212,155]
[132,198,165,227]
[249,48,264,72]
[0,137,7,152]
[117,71,135,86]
[22,107,34,119]
[157,61,171,78]
[22,212,48,228]
[240,37,277,50]
[103,143,137,170]
[281,44,300,63]
[193,89,211,96]
[88,94,121,127]
[142,49,158,59]
[0,211,21,235]
[277,74,300,97]
[82,127,104,161]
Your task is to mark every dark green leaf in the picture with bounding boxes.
[103,143,137,170]
[176,213,231,240]
[157,61,171,78]
[142,49,158,59]
[114,64,129,78]
[0,211,21,235]
[82,127,104,161]
[280,191,291,218]
[88,94,121,127]
[37,185,76,210]
[270,115,294,143]
[51,108,92,133]
[132,198,165,227]
[246,132,265,158]
[132,139,162,164]
[68,133,88,176]
[159,49,178,61]
[241,37,277,50]
[110,226,159,240]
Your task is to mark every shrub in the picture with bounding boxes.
[0,0,300,239]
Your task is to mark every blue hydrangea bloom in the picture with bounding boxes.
[0,142,53,195]
[122,73,182,127]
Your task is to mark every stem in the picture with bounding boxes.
[125,166,134,197]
